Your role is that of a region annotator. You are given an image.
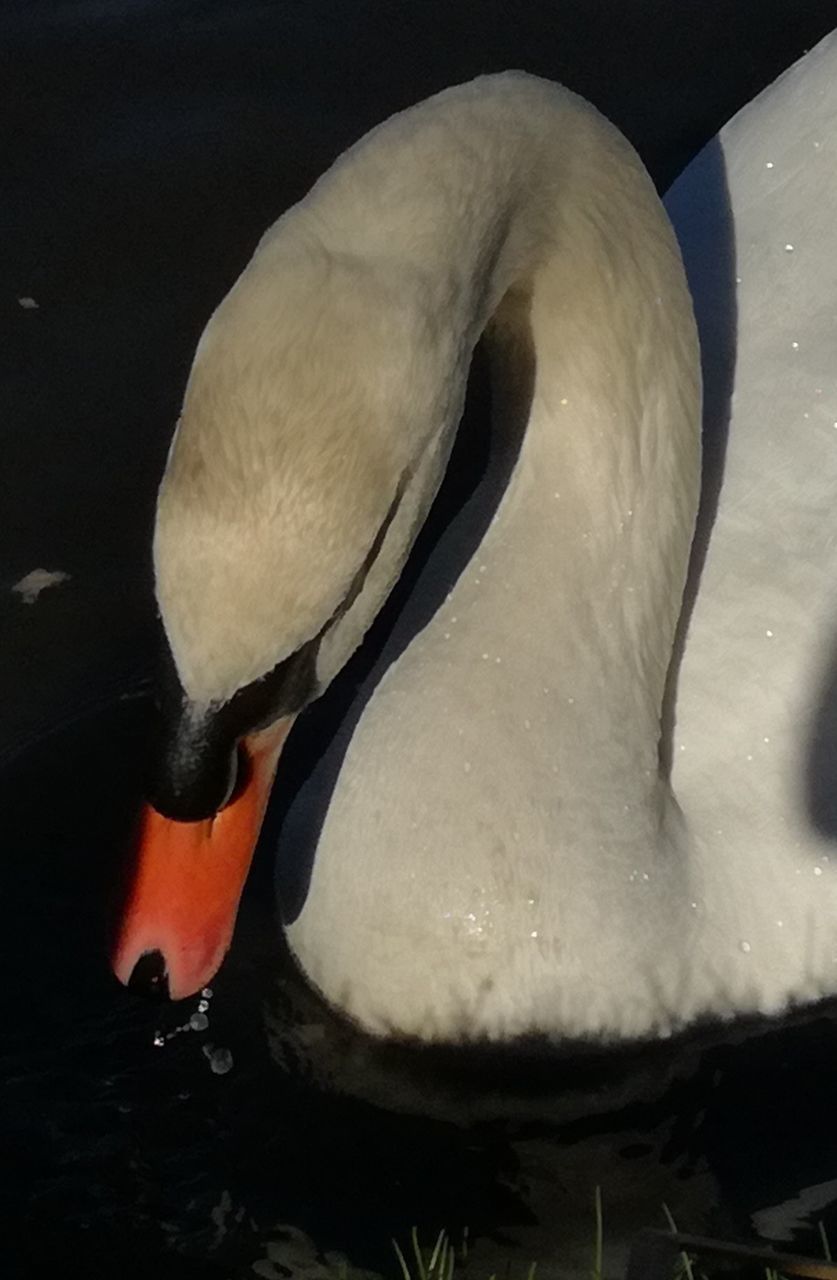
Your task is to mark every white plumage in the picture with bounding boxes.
[154,36,837,1043]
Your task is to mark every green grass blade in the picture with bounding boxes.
[392,1238,412,1280]
[412,1226,427,1280]
[661,1202,695,1280]
[428,1230,444,1276]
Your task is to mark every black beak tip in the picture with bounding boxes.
[127,950,171,1001]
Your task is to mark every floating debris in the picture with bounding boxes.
[17,295,38,309]
[12,568,70,604]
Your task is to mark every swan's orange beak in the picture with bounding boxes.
[111,717,294,1000]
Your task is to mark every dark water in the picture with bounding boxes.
[5,2,837,1277]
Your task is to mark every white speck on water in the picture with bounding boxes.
[153,1033,165,1047]
[814,139,822,148]
[784,243,795,252]
[766,629,774,638]
[791,340,800,350]
[495,656,502,664]
[746,754,754,762]
[765,160,774,168]
[560,397,568,406]
[736,275,742,284]
[527,896,536,906]
[567,696,575,705]
[450,616,457,624]
[444,632,450,640]
[803,412,810,419]
[524,718,531,730]
[740,940,752,954]
[17,295,38,309]
[763,736,770,744]
[641,872,650,882]
[814,866,823,876]
[203,1045,234,1076]
[776,920,784,928]
[554,491,561,500]
[530,931,539,939]
[189,1011,209,1031]
[479,564,487,573]
[463,761,472,774]
[481,652,489,660]
[466,912,476,922]
[12,568,71,604]
[679,743,686,752]
[690,901,698,910]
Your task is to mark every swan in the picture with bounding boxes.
[112,36,837,1045]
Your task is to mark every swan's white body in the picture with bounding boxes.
[156,38,837,1043]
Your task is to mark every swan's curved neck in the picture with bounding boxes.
[160,74,700,803]
[257,75,708,1041]
[288,77,702,767]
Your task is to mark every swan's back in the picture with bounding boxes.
[667,32,837,1017]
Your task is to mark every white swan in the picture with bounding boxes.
[112,36,837,1046]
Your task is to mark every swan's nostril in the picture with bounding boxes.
[127,950,170,1000]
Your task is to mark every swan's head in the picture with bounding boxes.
[111,250,455,1000]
